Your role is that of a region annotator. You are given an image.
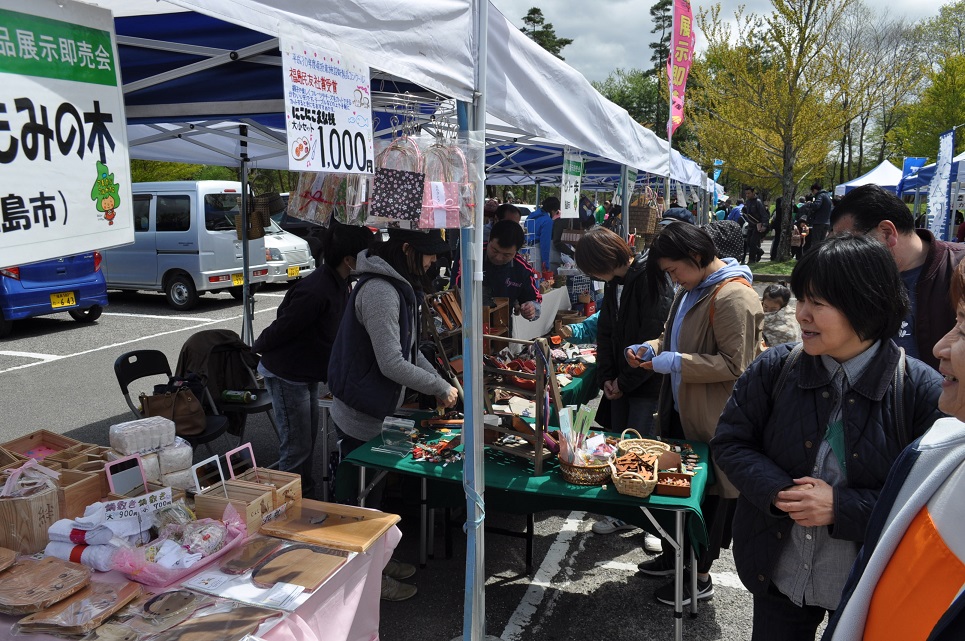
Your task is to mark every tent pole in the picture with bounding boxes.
[619,164,630,241]
[458,1,491,639]
[240,125,253,345]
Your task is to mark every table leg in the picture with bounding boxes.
[358,466,366,507]
[320,405,330,502]
[420,478,428,568]
[526,513,535,574]
[690,546,698,617]
[428,508,436,560]
[674,511,684,641]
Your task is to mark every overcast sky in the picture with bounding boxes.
[490,0,946,83]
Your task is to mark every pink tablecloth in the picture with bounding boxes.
[1,526,401,641]
[264,525,401,641]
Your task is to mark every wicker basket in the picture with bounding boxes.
[558,459,610,486]
[617,429,671,457]
[608,460,659,498]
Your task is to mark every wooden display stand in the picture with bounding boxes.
[482,336,563,476]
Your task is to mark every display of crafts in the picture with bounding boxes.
[411,433,462,464]
[612,450,658,480]
[665,442,701,474]
[557,404,613,466]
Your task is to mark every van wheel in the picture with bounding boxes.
[69,305,102,323]
[0,311,11,339]
[165,274,199,310]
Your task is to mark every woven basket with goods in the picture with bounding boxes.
[616,429,671,458]
[558,458,610,486]
[609,450,659,498]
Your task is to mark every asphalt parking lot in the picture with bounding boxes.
[0,282,804,641]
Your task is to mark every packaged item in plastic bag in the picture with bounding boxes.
[13,579,142,635]
[0,557,91,615]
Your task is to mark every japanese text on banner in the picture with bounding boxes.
[561,148,583,219]
[281,38,374,175]
[0,0,133,269]
[666,0,695,138]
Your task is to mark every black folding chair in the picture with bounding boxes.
[113,349,229,455]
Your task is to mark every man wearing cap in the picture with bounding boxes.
[660,206,696,226]
[454,219,542,322]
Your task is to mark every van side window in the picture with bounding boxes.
[157,196,191,232]
[204,193,242,232]
[132,195,151,232]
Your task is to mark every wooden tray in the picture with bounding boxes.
[152,604,282,641]
[219,536,284,575]
[259,499,400,553]
[16,580,142,634]
[0,546,15,573]
[250,544,348,592]
[0,557,91,615]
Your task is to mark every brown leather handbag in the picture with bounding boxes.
[140,387,206,437]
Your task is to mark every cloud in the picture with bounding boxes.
[491,0,943,83]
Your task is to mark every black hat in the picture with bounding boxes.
[659,206,696,225]
[387,228,450,254]
[701,220,743,262]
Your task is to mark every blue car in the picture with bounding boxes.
[0,252,108,338]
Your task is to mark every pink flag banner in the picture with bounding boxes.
[666,0,695,138]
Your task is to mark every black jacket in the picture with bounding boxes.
[596,252,672,399]
[711,341,944,595]
[911,229,965,370]
[252,264,349,383]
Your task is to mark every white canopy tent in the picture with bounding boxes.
[834,160,903,196]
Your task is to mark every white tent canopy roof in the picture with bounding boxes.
[834,160,903,196]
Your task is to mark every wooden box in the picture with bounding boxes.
[236,468,301,509]
[655,472,693,498]
[1,430,82,462]
[194,480,274,536]
[0,447,18,472]
[56,470,102,519]
[0,487,59,554]
[45,444,92,470]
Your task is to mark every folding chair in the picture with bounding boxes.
[113,349,229,455]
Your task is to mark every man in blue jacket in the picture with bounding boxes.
[525,196,559,273]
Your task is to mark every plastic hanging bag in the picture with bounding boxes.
[419,143,462,229]
[287,171,337,225]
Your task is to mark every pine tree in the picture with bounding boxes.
[520,7,574,60]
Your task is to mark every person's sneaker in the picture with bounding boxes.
[637,553,677,577]
[591,517,636,535]
[654,575,714,606]
[381,575,418,601]
[644,532,663,554]
[384,559,416,580]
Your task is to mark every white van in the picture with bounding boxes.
[101,181,270,310]
[263,219,316,284]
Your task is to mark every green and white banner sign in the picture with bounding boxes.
[0,0,133,269]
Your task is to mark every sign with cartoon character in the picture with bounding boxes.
[0,0,133,270]
[280,36,374,175]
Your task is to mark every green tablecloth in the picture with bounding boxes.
[337,426,710,552]
[558,360,599,408]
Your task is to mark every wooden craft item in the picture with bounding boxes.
[432,299,454,330]
[114,592,213,638]
[0,546,15,573]
[258,499,401,552]
[0,556,91,615]
[151,604,282,641]
[446,291,463,325]
[16,580,142,634]
[88,622,140,641]
[143,589,200,620]
[219,535,284,575]
[251,544,348,592]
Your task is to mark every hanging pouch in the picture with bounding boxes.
[420,144,461,229]
[369,136,424,225]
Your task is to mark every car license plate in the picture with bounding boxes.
[50,291,77,308]
[231,273,244,286]
[287,266,300,278]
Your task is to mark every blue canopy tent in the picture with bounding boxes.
[900,152,965,194]
[834,160,902,197]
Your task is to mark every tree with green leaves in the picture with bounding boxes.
[520,8,573,59]
[648,0,673,75]
[592,68,661,128]
[687,0,860,261]
[890,55,965,159]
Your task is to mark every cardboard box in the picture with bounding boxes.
[236,468,301,509]
[56,470,102,520]
[0,487,59,554]
[1,430,82,462]
[194,480,274,536]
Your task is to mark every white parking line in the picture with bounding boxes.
[0,306,278,374]
[0,350,62,362]
[257,292,287,298]
[500,511,586,641]
[102,312,218,321]
[594,561,747,591]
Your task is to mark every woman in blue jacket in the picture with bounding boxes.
[712,234,944,641]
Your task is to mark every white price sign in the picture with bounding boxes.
[281,38,374,175]
[102,487,173,520]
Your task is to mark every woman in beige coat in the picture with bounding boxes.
[627,221,764,606]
